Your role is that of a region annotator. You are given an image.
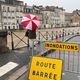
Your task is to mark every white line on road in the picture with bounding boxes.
[0,62,18,77]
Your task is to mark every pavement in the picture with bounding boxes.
[0,34,79,80]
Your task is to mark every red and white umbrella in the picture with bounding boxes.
[21,14,40,30]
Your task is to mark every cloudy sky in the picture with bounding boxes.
[21,0,80,12]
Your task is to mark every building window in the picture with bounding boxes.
[17,19,19,23]
[20,8,23,12]
[5,26,7,30]
[8,26,10,30]
[8,16,11,19]
[4,23,7,25]
[27,9,31,13]
[3,6,5,12]
[12,17,15,19]
[3,16,7,18]
[7,7,10,12]
[12,23,15,25]
[11,10,14,12]
[16,7,18,12]
[27,9,29,13]
[13,26,15,29]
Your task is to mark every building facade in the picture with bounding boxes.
[42,10,54,28]
[42,6,65,28]
[71,10,80,26]
[65,12,72,27]
[0,1,24,30]
[65,10,80,27]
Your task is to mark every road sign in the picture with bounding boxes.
[29,56,62,80]
[45,42,78,52]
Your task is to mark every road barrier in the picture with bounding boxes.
[44,40,80,74]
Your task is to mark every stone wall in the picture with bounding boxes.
[0,31,9,53]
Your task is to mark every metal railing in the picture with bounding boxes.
[7,28,78,50]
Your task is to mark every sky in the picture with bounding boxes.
[21,0,80,12]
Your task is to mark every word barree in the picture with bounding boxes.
[32,70,57,80]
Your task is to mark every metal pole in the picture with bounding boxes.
[27,38,29,47]
[62,29,66,71]
[38,31,40,44]
[77,51,80,73]
[32,39,34,56]
[55,51,56,58]
[56,31,58,41]
[46,31,48,40]
[52,31,53,40]
[59,50,61,59]
[67,51,70,70]
[62,29,64,41]
[72,52,75,71]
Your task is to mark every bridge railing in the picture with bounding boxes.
[7,28,80,50]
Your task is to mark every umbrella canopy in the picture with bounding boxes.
[21,14,40,30]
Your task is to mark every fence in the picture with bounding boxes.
[41,33,80,74]
[7,27,79,50]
